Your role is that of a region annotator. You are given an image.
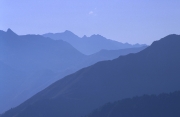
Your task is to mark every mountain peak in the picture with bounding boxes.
[82,35,87,38]
[151,34,180,47]
[160,34,179,41]
[63,30,78,37]
[64,30,73,34]
[90,34,105,39]
[6,28,18,36]
[163,34,178,40]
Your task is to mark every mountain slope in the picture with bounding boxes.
[0,29,146,114]
[86,91,180,117]
[0,61,27,113]
[88,46,147,60]
[77,46,147,69]
[43,31,146,55]
[1,34,180,117]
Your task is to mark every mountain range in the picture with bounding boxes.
[1,34,180,117]
[43,30,146,55]
[0,29,145,113]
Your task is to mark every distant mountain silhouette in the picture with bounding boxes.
[43,31,146,55]
[88,46,147,60]
[0,29,86,72]
[0,29,145,114]
[86,91,180,117]
[1,34,180,117]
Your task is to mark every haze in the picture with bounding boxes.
[1,0,180,44]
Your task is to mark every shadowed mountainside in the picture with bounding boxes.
[1,34,180,117]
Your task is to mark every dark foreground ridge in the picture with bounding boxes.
[1,34,180,117]
[86,91,180,117]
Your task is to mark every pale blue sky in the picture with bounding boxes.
[1,0,180,44]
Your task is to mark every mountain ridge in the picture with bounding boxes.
[1,34,180,117]
[43,31,146,55]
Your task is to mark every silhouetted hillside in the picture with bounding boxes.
[86,91,180,117]
[1,34,180,117]
[43,31,146,55]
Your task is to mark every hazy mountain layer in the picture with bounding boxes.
[43,31,146,55]
[1,34,180,117]
[0,29,85,72]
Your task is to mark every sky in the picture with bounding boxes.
[0,0,180,44]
